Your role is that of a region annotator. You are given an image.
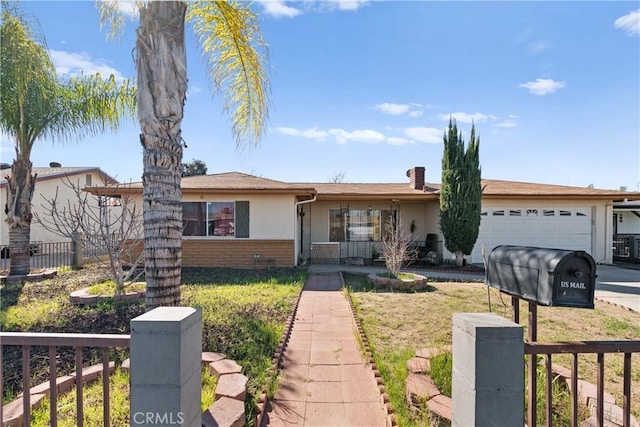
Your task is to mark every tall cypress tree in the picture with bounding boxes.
[439,119,482,267]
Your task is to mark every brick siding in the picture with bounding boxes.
[182,239,294,268]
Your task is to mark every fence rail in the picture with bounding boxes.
[614,234,640,263]
[525,340,640,427]
[1,332,130,427]
[0,234,116,272]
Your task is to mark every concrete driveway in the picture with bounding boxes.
[595,264,640,312]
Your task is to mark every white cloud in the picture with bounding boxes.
[529,40,549,53]
[329,129,385,144]
[187,85,203,97]
[300,128,329,140]
[330,0,369,11]
[115,0,138,18]
[519,78,566,95]
[275,126,300,136]
[261,1,302,18]
[50,50,125,81]
[386,137,413,146]
[494,120,518,129]
[374,103,410,115]
[437,112,489,124]
[614,9,640,36]
[274,126,327,140]
[374,102,423,117]
[403,127,442,144]
[508,114,519,119]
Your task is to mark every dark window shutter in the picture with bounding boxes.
[235,201,250,238]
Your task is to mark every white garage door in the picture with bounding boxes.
[471,207,593,263]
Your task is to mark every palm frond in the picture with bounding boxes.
[1,3,137,152]
[44,74,137,143]
[0,3,58,154]
[187,0,271,148]
[96,0,141,40]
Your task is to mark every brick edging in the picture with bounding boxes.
[340,271,398,427]
[595,296,638,312]
[0,268,57,285]
[255,283,304,427]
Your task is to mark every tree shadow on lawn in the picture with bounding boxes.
[181,267,307,286]
[0,282,26,310]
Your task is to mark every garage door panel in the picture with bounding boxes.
[472,207,593,263]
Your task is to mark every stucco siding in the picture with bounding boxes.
[616,211,640,234]
[1,171,110,245]
[182,193,296,240]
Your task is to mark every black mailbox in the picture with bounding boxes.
[486,245,596,309]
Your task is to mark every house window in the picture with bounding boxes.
[182,201,249,238]
[86,174,92,186]
[329,209,393,242]
[98,195,122,207]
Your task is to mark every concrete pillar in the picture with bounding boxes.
[130,307,202,427]
[452,313,524,427]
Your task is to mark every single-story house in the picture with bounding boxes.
[90,166,640,268]
[0,163,118,246]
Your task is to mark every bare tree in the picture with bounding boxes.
[380,216,416,277]
[34,178,144,294]
[328,171,345,183]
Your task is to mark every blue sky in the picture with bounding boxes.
[1,1,639,190]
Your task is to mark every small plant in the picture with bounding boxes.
[371,246,379,259]
[265,371,282,399]
[429,351,452,397]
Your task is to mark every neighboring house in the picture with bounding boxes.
[612,200,640,262]
[0,163,118,246]
[93,167,640,268]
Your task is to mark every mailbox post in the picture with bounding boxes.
[485,245,597,427]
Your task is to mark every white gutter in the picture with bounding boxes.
[294,195,317,265]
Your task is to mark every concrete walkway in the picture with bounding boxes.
[262,273,387,427]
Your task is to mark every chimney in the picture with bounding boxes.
[406,167,425,190]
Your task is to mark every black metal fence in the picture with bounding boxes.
[614,234,640,264]
[0,241,74,271]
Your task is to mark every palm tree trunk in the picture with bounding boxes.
[5,155,35,276]
[137,1,187,310]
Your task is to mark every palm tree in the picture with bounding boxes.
[0,3,136,276]
[100,0,270,310]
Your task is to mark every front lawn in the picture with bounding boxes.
[344,273,640,426]
[1,265,306,424]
